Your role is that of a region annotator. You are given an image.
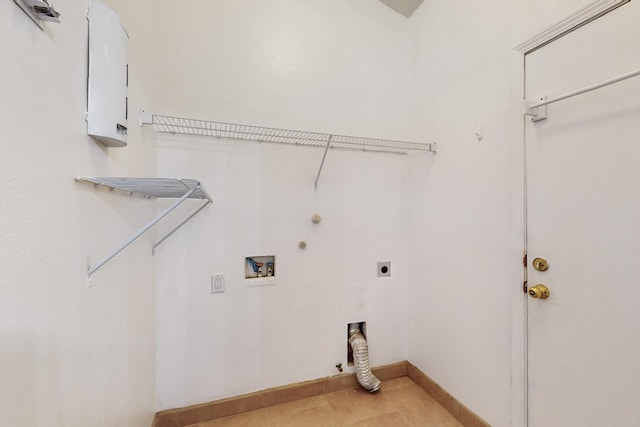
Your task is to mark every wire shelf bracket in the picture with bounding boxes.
[77,177,212,283]
[140,111,437,189]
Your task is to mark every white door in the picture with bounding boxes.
[525,3,640,426]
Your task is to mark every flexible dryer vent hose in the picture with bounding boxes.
[348,325,381,393]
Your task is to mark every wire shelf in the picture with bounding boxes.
[149,115,436,155]
[76,177,212,201]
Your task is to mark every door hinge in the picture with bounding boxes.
[523,280,528,294]
[523,254,528,268]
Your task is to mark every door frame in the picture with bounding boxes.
[510,1,629,425]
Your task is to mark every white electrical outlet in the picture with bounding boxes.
[211,274,225,293]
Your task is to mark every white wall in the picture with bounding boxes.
[155,137,414,409]
[406,4,522,425]
[156,0,414,141]
[0,0,158,425]
[154,0,416,410]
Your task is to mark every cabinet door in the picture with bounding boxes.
[87,0,128,147]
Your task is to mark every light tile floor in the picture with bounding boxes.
[189,376,463,427]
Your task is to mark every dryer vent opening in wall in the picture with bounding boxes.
[347,322,366,366]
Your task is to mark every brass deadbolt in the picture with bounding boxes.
[528,284,550,299]
[532,257,549,272]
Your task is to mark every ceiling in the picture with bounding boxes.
[379,0,425,17]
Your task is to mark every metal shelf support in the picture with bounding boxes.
[152,199,211,254]
[77,177,212,282]
[314,135,332,190]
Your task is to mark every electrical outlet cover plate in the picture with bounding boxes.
[211,274,225,293]
[377,261,391,277]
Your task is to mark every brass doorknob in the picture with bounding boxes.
[528,284,550,299]
[532,257,549,271]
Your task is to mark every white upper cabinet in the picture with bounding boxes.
[87,0,128,147]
